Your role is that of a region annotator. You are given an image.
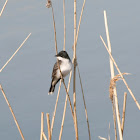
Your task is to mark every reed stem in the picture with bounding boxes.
[103,10,123,140]
[121,92,127,135]
[0,33,31,72]
[51,80,62,135]
[77,65,91,140]
[73,0,78,139]
[43,132,48,140]
[75,0,86,47]
[40,112,44,140]
[51,6,58,54]
[59,71,72,140]
[0,0,8,16]
[47,113,51,140]
[0,85,25,140]
[63,0,66,51]
[50,0,74,120]
[112,101,117,140]
[100,35,140,110]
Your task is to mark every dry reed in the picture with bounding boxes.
[73,0,79,139]
[51,80,62,135]
[46,0,89,139]
[0,0,8,16]
[59,0,87,138]
[47,0,58,54]
[77,65,91,140]
[46,0,76,136]
[103,10,123,140]
[121,92,127,135]
[0,33,31,72]
[108,123,110,140]
[40,112,44,140]
[46,0,52,8]
[75,0,86,47]
[63,0,66,51]
[47,0,74,119]
[47,113,51,140]
[59,71,72,140]
[50,0,66,135]
[98,136,107,140]
[46,0,75,138]
[0,84,25,140]
[109,73,130,102]
[43,132,48,140]
[100,35,140,110]
[112,101,117,140]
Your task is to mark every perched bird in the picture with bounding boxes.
[48,51,72,95]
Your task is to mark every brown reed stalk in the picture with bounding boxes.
[51,80,62,135]
[47,113,51,140]
[77,65,91,140]
[0,33,31,72]
[50,0,66,134]
[47,3,75,138]
[59,71,72,140]
[43,132,48,140]
[48,1,73,114]
[121,92,127,135]
[63,0,66,51]
[108,122,110,140]
[103,10,123,140]
[59,0,87,138]
[40,112,44,140]
[47,0,74,118]
[46,0,58,53]
[0,0,8,16]
[75,0,86,47]
[112,101,117,140]
[51,6,58,53]
[73,0,79,139]
[100,35,140,110]
[98,136,107,140]
[0,85,25,140]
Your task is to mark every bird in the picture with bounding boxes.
[48,51,72,95]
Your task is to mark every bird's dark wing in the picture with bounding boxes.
[52,60,62,78]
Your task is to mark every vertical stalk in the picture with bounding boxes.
[51,6,58,54]
[121,92,127,135]
[51,80,62,135]
[59,71,72,140]
[63,0,66,51]
[104,10,123,140]
[73,0,78,139]
[47,113,51,140]
[77,66,91,140]
[40,112,44,140]
[112,101,117,140]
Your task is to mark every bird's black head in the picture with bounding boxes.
[55,51,71,60]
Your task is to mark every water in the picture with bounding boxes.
[0,0,140,139]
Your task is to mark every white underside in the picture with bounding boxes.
[56,57,72,78]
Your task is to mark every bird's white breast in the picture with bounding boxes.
[56,57,72,78]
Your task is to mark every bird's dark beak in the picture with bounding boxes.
[55,54,58,57]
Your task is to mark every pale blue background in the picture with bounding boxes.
[0,0,140,139]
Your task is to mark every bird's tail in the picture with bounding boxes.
[48,84,55,95]
[48,78,60,95]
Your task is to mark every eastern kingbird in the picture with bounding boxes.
[48,51,72,95]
